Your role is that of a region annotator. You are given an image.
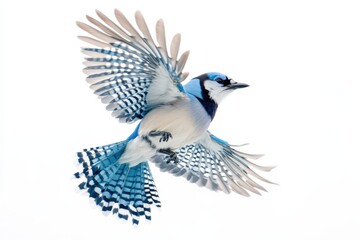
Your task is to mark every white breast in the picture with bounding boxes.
[139,96,211,149]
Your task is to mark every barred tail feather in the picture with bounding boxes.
[74,141,161,224]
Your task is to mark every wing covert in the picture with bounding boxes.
[151,132,275,196]
[77,9,190,123]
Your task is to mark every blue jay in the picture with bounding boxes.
[75,9,274,225]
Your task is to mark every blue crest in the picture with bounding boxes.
[207,72,228,81]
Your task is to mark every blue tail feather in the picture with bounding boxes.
[75,140,161,225]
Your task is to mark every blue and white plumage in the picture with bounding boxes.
[75,9,274,225]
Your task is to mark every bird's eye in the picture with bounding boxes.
[216,79,224,84]
[216,79,231,86]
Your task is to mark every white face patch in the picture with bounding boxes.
[203,80,233,104]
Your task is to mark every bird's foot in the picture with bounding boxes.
[158,148,179,164]
[166,153,179,164]
[149,130,173,142]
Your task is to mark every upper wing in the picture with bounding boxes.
[77,9,190,123]
[151,132,275,196]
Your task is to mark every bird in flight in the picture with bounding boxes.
[74,9,274,225]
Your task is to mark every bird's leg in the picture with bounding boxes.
[149,130,173,142]
[158,148,179,164]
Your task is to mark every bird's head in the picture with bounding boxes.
[203,72,249,103]
[185,72,249,104]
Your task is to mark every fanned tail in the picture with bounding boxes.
[74,141,161,224]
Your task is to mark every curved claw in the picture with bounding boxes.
[149,130,173,142]
[166,152,179,164]
[158,148,178,164]
[160,132,172,142]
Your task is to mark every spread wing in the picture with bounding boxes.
[77,9,190,123]
[151,132,275,196]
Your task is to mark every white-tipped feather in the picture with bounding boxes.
[78,36,112,48]
[246,178,268,192]
[180,72,189,82]
[82,61,108,68]
[228,180,251,197]
[101,95,115,104]
[89,82,107,91]
[82,68,107,75]
[234,149,265,160]
[95,10,131,42]
[241,158,276,172]
[207,178,219,192]
[216,176,231,194]
[86,15,122,39]
[236,176,262,195]
[114,9,145,45]
[177,50,190,73]
[244,165,275,184]
[155,19,168,64]
[170,33,181,66]
[222,163,262,195]
[80,49,105,58]
[224,158,264,191]
[77,21,117,44]
[85,73,118,84]
[135,11,160,58]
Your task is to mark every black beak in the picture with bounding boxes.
[226,82,249,90]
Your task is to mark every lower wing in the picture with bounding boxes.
[151,131,275,196]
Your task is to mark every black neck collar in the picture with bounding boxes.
[194,74,218,120]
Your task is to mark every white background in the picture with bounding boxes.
[1,0,359,239]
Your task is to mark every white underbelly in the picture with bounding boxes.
[119,97,211,166]
[139,98,210,149]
